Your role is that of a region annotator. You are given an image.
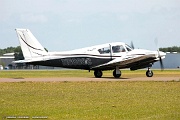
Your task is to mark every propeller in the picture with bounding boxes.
[155,38,164,70]
[130,41,135,49]
[157,49,164,70]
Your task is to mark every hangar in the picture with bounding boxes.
[0,53,15,69]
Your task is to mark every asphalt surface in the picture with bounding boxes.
[0,77,179,82]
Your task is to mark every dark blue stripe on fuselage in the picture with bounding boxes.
[28,57,112,70]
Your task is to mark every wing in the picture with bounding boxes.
[91,54,157,70]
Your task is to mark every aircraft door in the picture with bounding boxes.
[98,45,113,59]
[112,45,127,57]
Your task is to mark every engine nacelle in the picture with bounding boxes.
[130,63,152,71]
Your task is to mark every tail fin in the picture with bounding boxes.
[15,29,48,60]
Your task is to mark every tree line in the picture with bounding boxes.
[159,46,180,53]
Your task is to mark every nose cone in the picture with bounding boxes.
[159,51,166,57]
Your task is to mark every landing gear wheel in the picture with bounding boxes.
[94,70,103,78]
[146,70,153,77]
[113,70,121,78]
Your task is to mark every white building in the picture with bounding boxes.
[0,53,15,69]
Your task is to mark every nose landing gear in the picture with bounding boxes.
[146,67,153,77]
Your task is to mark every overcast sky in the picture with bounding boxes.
[0,0,180,51]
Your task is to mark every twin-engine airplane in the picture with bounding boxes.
[13,29,166,78]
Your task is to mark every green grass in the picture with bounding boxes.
[0,81,180,120]
[0,70,180,119]
[0,69,180,78]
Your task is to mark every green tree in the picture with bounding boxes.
[159,46,180,53]
[0,46,24,60]
[14,46,24,60]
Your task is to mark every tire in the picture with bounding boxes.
[94,70,103,78]
[113,70,121,78]
[146,70,153,77]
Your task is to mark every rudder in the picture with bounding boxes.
[15,29,48,60]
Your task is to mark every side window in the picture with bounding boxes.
[98,47,110,54]
[112,45,126,53]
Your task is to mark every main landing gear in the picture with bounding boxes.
[146,67,153,77]
[94,70,103,78]
[94,67,121,78]
[113,67,121,78]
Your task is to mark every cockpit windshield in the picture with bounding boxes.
[125,44,133,51]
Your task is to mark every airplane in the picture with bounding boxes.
[13,28,166,78]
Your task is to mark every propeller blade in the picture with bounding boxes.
[157,50,164,71]
[154,37,158,49]
[155,38,164,71]
[159,56,164,70]
[131,41,134,49]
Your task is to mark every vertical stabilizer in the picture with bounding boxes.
[15,29,48,60]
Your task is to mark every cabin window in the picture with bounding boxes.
[98,47,110,54]
[112,45,126,53]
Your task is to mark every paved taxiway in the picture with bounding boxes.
[0,77,179,82]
